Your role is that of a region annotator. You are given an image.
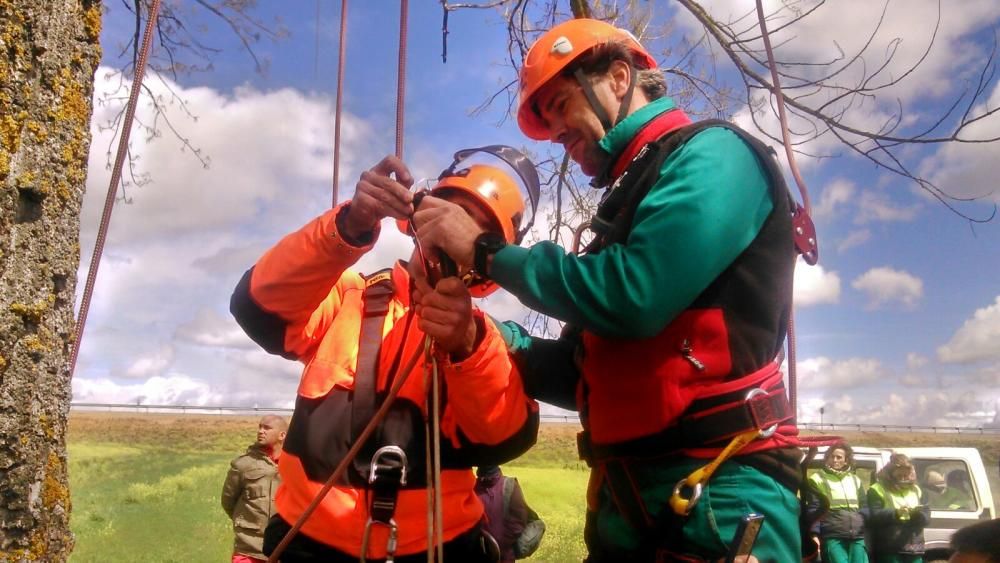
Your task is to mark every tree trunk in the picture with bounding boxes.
[0,1,102,561]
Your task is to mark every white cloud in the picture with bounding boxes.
[796,356,889,390]
[938,296,1000,363]
[793,260,840,306]
[923,81,1000,202]
[906,353,929,370]
[849,391,997,428]
[813,179,855,221]
[74,67,416,406]
[72,373,223,406]
[836,229,871,253]
[679,0,1000,104]
[855,191,921,224]
[677,1,1000,212]
[175,309,259,349]
[124,345,175,379]
[851,267,924,310]
[899,374,929,388]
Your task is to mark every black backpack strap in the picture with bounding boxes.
[350,269,395,446]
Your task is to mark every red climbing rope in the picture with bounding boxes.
[395,0,409,159]
[69,0,162,380]
[331,0,348,207]
[755,0,811,214]
[755,0,817,422]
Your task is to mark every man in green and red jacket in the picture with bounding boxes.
[413,18,804,563]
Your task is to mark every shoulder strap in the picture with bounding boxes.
[350,269,395,445]
[586,120,794,253]
[502,476,514,519]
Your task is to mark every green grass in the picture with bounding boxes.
[69,443,235,562]
[67,414,589,562]
[68,415,1000,562]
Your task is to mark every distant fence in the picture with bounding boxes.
[798,422,1000,435]
[69,403,999,432]
[69,402,582,422]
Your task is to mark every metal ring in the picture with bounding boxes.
[745,388,778,438]
[671,479,703,515]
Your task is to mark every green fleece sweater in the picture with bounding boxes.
[491,97,774,339]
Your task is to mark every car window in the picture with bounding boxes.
[911,458,978,511]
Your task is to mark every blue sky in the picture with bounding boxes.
[74,1,1000,428]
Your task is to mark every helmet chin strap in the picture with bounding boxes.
[572,63,638,136]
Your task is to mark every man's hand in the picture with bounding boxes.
[343,155,415,240]
[412,196,486,271]
[413,275,478,359]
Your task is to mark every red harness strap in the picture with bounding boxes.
[609,108,692,179]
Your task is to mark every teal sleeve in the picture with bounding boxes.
[491,127,774,339]
[492,318,534,355]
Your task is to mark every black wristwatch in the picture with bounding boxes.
[473,232,506,280]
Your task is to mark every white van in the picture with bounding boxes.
[804,446,994,562]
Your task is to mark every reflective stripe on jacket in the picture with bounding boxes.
[230,204,538,558]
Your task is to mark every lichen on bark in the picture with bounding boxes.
[0,1,102,561]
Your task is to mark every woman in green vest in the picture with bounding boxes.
[806,442,870,563]
[867,453,929,563]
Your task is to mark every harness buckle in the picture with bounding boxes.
[369,445,408,486]
[745,388,778,438]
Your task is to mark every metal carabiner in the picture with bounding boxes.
[744,388,778,438]
[360,517,399,563]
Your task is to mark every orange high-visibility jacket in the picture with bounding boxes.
[231,204,539,558]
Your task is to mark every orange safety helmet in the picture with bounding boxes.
[517,18,657,141]
[430,164,525,245]
[396,164,525,245]
[398,145,538,298]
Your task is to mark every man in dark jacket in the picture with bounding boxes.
[806,443,869,562]
[222,415,287,563]
[475,466,528,562]
[867,453,929,563]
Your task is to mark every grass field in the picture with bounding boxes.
[67,413,1000,562]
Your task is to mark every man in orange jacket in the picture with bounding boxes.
[230,149,540,562]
